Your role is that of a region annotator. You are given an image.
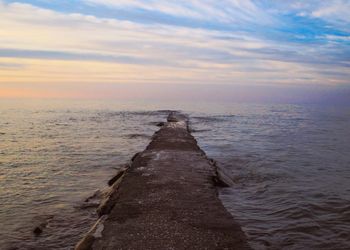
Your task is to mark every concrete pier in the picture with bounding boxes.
[76,112,250,250]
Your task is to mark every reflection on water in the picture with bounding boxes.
[0,101,167,249]
[0,100,349,249]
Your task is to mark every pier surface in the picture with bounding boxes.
[76,112,250,250]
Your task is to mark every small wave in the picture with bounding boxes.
[190,129,211,133]
[192,116,227,122]
[126,110,175,116]
[55,123,69,127]
[308,199,350,215]
[79,189,103,209]
[124,133,151,139]
[156,110,177,114]
[148,121,165,126]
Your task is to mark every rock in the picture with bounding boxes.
[216,166,235,187]
[212,175,230,188]
[85,190,103,202]
[33,226,43,235]
[167,116,178,122]
[131,152,140,162]
[107,169,126,186]
[75,235,95,250]
[75,216,107,250]
[97,174,126,216]
[32,215,53,236]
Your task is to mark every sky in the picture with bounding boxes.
[0,0,349,102]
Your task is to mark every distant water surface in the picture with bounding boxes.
[0,100,349,249]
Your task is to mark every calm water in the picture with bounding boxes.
[0,100,349,249]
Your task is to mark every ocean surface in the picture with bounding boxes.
[0,100,349,250]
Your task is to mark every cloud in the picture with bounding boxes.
[83,0,275,25]
[265,0,350,32]
[0,62,24,69]
[311,1,350,22]
[0,0,349,92]
[0,48,177,66]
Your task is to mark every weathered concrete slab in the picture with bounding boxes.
[76,112,251,250]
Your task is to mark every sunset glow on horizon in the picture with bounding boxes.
[0,0,349,101]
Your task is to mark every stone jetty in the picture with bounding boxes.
[76,112,251,250]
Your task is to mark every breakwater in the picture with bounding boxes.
[76,112,250,250]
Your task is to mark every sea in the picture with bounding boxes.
[0,99,349,250]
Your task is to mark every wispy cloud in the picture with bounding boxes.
[0,0,349,98]
[83,0,274,23]
[0,62,24,69]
